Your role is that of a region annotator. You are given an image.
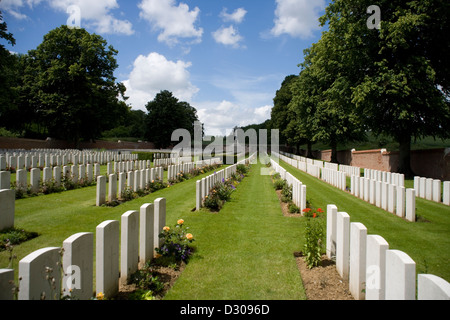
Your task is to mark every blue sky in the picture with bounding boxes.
[1,0,328,136]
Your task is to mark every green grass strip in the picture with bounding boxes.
[165,161,306,300]
[278,159,450,283]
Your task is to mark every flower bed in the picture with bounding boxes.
[203,164,249,212]
[117,219,195,300]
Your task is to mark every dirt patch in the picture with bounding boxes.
[294,252,354,300]
[275,189,302,218]
[116,262,186,300]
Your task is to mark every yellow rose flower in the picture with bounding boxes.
[186,233,194,241]
[96,292,105,300]
[177,219,184,225]
[163,226,170,232]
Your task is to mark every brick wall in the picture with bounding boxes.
[317,148,449,180]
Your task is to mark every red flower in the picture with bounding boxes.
[302,208,311,213]
[313,213,317,218]
[317,208,323,213]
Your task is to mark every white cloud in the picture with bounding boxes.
[271,0,325,38]
[0,0,134,35]
[0,0,43,19]
[138,0,203,46]
[197,100,272,136]
[123,52,199,111]
[220,7,247,24]
[49,0,134,35]
[212,25,244,48]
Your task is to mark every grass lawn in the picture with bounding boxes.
[278,159,450,283]
[1,161,307,300]
[165,162,306,300]
[0,165,216,285]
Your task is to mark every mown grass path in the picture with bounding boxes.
[165,162,306,300]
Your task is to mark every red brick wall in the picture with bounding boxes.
[317,148,449,180]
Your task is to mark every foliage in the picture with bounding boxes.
[318,0,449,173]
[288,203,300,214]
[203,169,245,212]
[133,152,154,161]
[145,90,200,149]
[270,75,298,146]
[130,267,165,298]
[273,177,287,191]
[302,209,325,269]
[236,164,249,175]
[156,219,195,263]
[17,26,128,145]
[0,228,39,253]
[281,184,292,203]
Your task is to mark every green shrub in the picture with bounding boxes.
[0,228,39,252]
[236,164,249,175]
[288,203,300,214]
[273,178,286,190]
[133,152,154,161]
[303,214,325,269]
[155,219,195,263]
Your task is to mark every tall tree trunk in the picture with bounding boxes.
[307,141,313,159]
[330,139,338,164]
[397,134,414,178]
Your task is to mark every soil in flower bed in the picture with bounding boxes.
[275,189,302,217]
[116,262,186,300]
[294,252,354,300]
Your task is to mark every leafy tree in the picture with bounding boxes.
[102,109,147,140]
[21,25,128,146]
[0,11,19,132]
[145,90,200,148]
[270,75,297,148]
[288,58,319,158]
[321,0,450,175]
[294,31,365,163]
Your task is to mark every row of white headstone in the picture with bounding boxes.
[0,198,167,300]
[326,204,450,300]
[195,153,257,211]
[0,149,137,170]
[269,158,307,211]
[96,167,164,206]
[414,176,450,206]
[350,175,416,222]
[276,151,417,221]
[0,163,101,192]
[279,151,450,206]
[167,158,222,181]
[154,156,193,167]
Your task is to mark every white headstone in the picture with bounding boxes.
[385,250,416,300]
[96,220,119,299]
[121,211,139,285]
[140,203,155,267]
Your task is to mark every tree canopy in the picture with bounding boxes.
[145,90,200,149]
[270,0,450,175]
[22,26,129,146]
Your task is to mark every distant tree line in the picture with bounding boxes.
[0,16,199,149]
[268,0,450,177]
